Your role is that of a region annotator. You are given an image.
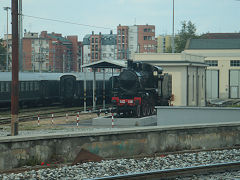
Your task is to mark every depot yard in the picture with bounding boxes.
[0,112,105,135]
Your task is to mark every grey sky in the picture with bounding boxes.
[0,0,240,40]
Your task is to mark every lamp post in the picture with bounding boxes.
[3,7,11,71]
[172,0,175,53]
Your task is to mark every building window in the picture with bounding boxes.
[144,36,147,40]
[192,75,195,101]
[144,28,147,32]
[205,60,218,66]
[230,60,240,66]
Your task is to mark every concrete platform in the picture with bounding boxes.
[92,115,157,126]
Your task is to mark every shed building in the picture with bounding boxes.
[184,39,240,101]
[133,53,206,106]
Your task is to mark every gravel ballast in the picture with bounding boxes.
[1,149,240,179]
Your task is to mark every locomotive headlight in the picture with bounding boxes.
[153,71,158,76]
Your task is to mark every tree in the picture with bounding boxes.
[175,21,198,53]
[0,39,7,70]
[165,46,172,53]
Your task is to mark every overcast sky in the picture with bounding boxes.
[0,0,240,40]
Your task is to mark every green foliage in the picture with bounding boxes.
[175,21,199,53]
[0,39,7,70]
[165,46,172,53]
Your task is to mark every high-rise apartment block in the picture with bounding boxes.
[117,24,157,60]
[82,31,117,65]
[23,32,50,72]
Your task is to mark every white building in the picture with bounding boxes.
[82,31,117,70]
[133,53,207,106]
[185,38,240,101]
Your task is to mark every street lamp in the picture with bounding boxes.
[172,0,175,53]
[3,7,11,71]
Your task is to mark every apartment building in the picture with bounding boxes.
[156,35,172,53]
[82,31,117,65]
[40,31,74,72]
[117,24,157,60]
[22,32,50,72]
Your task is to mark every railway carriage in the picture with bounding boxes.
[0,72,63,107]
[0,71,116,108]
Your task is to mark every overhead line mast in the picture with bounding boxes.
[11,0,19,136]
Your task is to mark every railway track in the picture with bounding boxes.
[0,105,113,125]
[91,161,240,180]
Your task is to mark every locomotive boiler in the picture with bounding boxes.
[112,60,172,117]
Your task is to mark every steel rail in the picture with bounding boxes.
[89,161,240,180]
[0,105,113,125]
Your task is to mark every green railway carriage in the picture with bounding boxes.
[0,72,116,108]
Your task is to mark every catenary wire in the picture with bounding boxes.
[22,14,116,30]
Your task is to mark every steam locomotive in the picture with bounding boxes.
[112,61,172,117]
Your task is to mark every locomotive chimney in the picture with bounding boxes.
[127,60,133,69]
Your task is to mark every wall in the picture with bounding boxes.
[160,66,187,106]
[128,26,138,59]
[1,123,240,170]
[157,106,240,126]
[134,53,183,61]
[187,66,206,106]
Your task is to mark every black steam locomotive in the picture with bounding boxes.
[112,61,172,117]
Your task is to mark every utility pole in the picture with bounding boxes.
[11,0,19,136]
[172,0,175,53]
[18,0,23,71]
[3,7,10,71]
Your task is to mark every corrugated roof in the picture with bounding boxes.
[186,39,240,49]
[82,59,127,69]
[0,72,117,81]
[201,33,240,39]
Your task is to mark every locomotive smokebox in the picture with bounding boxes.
[119,69,138,91]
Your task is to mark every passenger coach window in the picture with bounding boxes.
[21,82,25,92]
[26,82,29,91]
[34,82,39,91]
[6,83,9,92]
[30,82,33,91]
[1,82,5,92]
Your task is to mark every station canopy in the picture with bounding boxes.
[82,59,127,69]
